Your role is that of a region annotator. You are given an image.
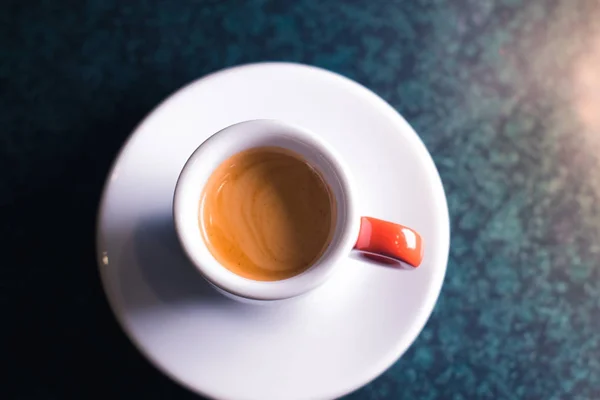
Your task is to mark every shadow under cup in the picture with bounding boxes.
[174,120,360,301]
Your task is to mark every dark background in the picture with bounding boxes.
[2,0,600,399]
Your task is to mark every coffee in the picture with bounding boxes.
[199,147,335,281]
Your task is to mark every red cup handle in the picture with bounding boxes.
[354,217,424,267]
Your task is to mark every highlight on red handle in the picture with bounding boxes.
[354,217,424,267]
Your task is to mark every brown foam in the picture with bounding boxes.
[199,147,335,281]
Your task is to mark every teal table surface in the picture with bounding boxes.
[2,1,600,399]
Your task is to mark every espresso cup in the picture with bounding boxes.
[174,119,423,301]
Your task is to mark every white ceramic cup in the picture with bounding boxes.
[174,119,423,301]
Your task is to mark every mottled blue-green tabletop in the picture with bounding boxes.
[3,0,600,399]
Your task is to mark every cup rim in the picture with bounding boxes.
[173,119,360,301]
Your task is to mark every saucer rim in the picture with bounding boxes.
[96,62,450,400]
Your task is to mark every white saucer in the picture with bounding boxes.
[97,63,449,400]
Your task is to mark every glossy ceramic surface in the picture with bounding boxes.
[355,216,424,267]
[97,63,449,400]
[173,119,360,301]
